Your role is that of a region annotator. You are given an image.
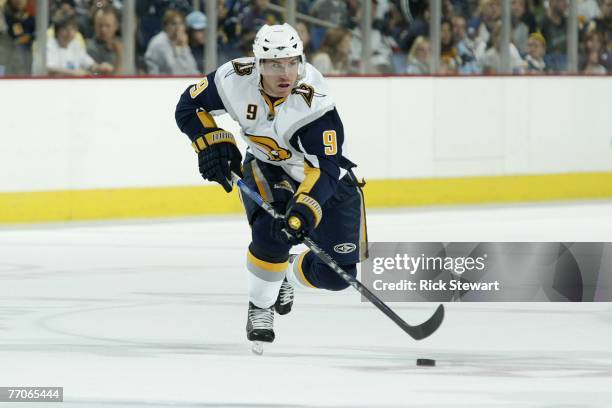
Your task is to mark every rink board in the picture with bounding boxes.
[2,172,612,223]
[1,76,611,223]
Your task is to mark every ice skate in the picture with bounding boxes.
[274,278,294,315]
[246,301,274,355]
[274,254,296,315]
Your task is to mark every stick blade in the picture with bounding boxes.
[405,304,445,340]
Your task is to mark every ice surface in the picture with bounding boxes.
[1,201,612,407]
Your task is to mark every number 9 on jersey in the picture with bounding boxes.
[323,130,337,155]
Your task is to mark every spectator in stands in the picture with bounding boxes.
[384,2,411,72]
[79,0,122,39]
[525,31,547,72]
[238,30,256,57]
[540,0,568,71]
[469,0,501,46]
[217,0,242,63]
[0,1,12,75]
[346,0,362,29]
[137,0,191,18]
[582,48,607,73]
[0,1,6,32]
[480,21,526,73]
[406,36,431,74]
[295,21,314,62]
[53,0,90,36]
[145,9,199,75]
[310,0,348,26]
[398,2,429,53]
[516,0,539,33]
[584,0,611,47]
[311,27,353,74]
[0,0,6,28]
[0,0,6,26]
[223,0,250,17]
[456,16,486,73]
[580,29,609,72]
[47,16,114,76]
[511,0,530,54]
[350,0,397,73]
[86,6,122,74]
[54,0,77,19]
[186,10,206,73]
[239,0,282,33]
[578,0,602,21]
[50,0,87,50]
[441,18,461,72]
[452,0,474,19]
[442,0,457,19]
[3,0,35,74]
[452,14,467,43]
[136,0,192,70]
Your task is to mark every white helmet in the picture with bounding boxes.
[253,23,306,78]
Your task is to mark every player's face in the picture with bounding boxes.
[260,57,300,98]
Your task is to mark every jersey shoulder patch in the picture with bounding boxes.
[226,57,256,77]
[232,60,256,76]
[291,84,315,107]
[289,65,334,116]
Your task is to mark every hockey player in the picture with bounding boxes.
[175,23,366,349]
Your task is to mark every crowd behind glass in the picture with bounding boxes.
[0,0,610,76]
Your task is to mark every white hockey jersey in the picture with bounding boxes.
[213,58,339,182]
[175,57,352,207]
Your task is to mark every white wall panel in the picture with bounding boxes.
[0,76,610,193]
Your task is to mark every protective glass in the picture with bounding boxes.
[259,57,301,76]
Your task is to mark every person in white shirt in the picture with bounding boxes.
[480,21,526,73]
[46,16,113,76]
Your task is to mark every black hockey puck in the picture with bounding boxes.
[416,358,436,366]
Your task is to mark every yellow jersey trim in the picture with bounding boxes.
[295,161,321,196]
[297,250,316,288]
[196,110,217,128]
[260,91,287,118]
[192,130,236,153]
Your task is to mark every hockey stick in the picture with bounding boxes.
[231,172,445,341]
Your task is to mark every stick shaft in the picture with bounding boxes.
[231,173,444,340]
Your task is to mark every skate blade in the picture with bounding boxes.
[251,341,265,355]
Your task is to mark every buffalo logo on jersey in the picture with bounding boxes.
[232,61,255,76]
[246,134,292,162]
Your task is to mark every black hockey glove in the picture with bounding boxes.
[192,129,243,192]
[273,194,322,245]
